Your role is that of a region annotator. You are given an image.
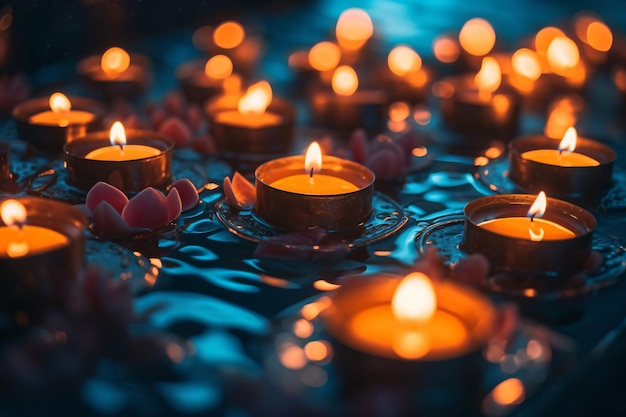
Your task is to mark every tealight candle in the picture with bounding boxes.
[177,55,234,103]
[378,45,433,104]
[12,92,105,152]
[310,65,387,133]
[77,46,151,98]
[254,141,374,232]
[206,80,295,169]
[64,121,174,192]
[509,127,616,204]
[439,57,520,140]
[463,192,596,277]
[0,197,87,326]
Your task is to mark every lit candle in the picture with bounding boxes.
[508,127,616,204]
[177,55,234,103]
[28,92,95,127]
[324,272,496,361]
[270,142,359,194]
[213,80,283,128]
[64,122,174,192]
[381,45,431,104]
[0,199,69,258]
[463,193,596,276]
[254,143,374,232]
[84,121,162,161]
[477,191,575,241]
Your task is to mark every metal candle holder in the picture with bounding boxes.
[463,194,596,277]
[176,59,226,103]
[12,96,105,153]
[508,135,616,205]
[77,54,151,99]
[254,155,374,232]
[64,130,174,193]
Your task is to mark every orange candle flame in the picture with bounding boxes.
[387,45,422,76]
[109,121,127,148]
[475,57,501,98]
[527,191,547,220]
[49,92,71,113]
[238,81,272,115]
[304,141,322,176]
[308,41,341,72]
[213,21,245,49]
[1,199,27,227]
[512,48,541,81]
[204,55,233,79]
[332,65,358,96]
[335,8,373,50]
[392,272,436,323]
[558,127,577,153]
[547,36,580,75]
[101,47,130,77]
[459,18,496,56]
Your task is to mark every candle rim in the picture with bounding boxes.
[64,130,174,161]
[509,134,616,166]
[12,95,105,124]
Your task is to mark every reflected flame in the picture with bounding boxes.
[492,378,525,405]
[527,191,547,220]
[49,92,71,113]
[213,21,245,49]
[309,41,341,72]
[1,199,26,227]
[388,45,422,76]
[109,121,127,147]
[101,47,130,76]
[529,225,545,242]
[305,141,322,175]
[204,55,233,79]
[433,34,460,63]
[392,272,436,323]
[547,36,580,75]
[332,65,358,96]
[335,8,373,50]
[459,18,496,56]
[475,57,501,96]
[558,127,577,153]
[304,340,332,362]
[238,81,272,115]
[512,48,541,80]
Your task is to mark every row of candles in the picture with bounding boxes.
[0,7,619,407]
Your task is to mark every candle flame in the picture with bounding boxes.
[204,55,233,79]
[304,141,322,175]
[534,26,565,54]
[432,34,460,63]
[547,36,580,75]
[109,121,127,148]
[49,92,71,113]
[101,47,130,76]
[558,127,577,153]
[527,191,547,220]
[213,21,245,50]
[308,41,341,72]
[392,272,436,323]
[388,45,422,76]
[575,15,613,52]
[1,199,27,227]
[512,48,541,80]
[475,57,501,96]
[332,65,358,96]
[335,8,373,50]
[459,18,496,56]
[238,81,272,115]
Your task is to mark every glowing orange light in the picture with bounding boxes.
[293,319,314,338]
[388,45,422,76]
[459,18,496,56]
[238,81,272,115]
[587,21,613,52]
[49,92,71,113]
[279,343,307,370]
[313,280,341,291]
[335,8,373,50]
[109,121,127,147]
[527,191,547,220]
[304,340,331,362]
[332,65,359,96]
[475,57,501,97]
[204,55,233,79]
[547,36,580,75]
[512,48,541,80]
[535,27,565,54]
[433,34,460,63]
[101,47,130,76]
[492,378,525,405]
[1,199,26,227]
[614,68,626,92]
[558,127,578,153]
[304,141,322,175]
[388,101,411,122]
[392,272,436,323]
[213,21,245,49]
[308,41,341,72]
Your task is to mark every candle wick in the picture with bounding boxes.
[118,144,124,152]
[310,167,314,178]
[529,213,536,222]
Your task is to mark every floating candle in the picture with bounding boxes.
[28,92,95,127]
[0,199,69,258]
[84,121,161,161]
[269,142,359,194]
[521,127,599,167]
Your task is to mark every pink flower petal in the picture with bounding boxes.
[122,187,170,229]
[166,187,182,222]
[349,128,369,164]
[86,181,129,215]
[170,178,199,211]
[158,116,194,148]
[192,134,217,155]
[92,201,132,235]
